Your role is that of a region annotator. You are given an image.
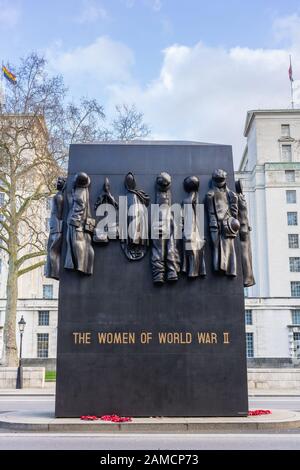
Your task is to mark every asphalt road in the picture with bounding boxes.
[0,432,300,450]
[1,396,300,414]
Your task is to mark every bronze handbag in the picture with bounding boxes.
[222,216,240,238]
[84,217,96,234]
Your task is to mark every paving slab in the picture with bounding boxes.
[0,384,55,396]
[248,389,300,396]
[0,409,300,432]
[1,387,299,397]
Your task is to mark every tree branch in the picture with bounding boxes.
[17,250,46,268]
[18,260,46,278]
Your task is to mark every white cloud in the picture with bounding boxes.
[75,0,108,24]
[106,22,300,167]
[0,1,21,28]
[46,13,300,168]
[46,36,135,98]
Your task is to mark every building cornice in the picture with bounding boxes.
[244,109,300,137]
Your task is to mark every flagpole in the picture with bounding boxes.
[290,55,294,109]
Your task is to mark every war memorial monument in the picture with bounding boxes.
[46,141,255,417]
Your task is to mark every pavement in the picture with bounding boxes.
[1,408,300,432]
[0,383,55,396]
[248,389,300,396]
[1,384,300,396]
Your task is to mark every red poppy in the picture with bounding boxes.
[80,414,132,422]
[80,415,99,421]
[100,414,132,422]
[248,409,271,416]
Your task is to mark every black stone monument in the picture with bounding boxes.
[55,141,249,417]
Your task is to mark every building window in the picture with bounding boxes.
[37,333,49,358]
[292,310,300,325]
[291,281,300,297]
[281,144,292,162]
[0,193,4,205]
[43,284,53,299]
[294,332,300,341]
[293,332,300,358]
[286,190,297,204]
[281,124,290,137]
[290,257,300,272]
[285,170,295,182]
[246,332,254,358]
[245,309,253,325]
[45,218,50,232]
[287,212,298,226]
[46,197,52,211]
[38,311,49,326]
[289,234,299,248]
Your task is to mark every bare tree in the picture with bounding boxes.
[0,53,105,366]
[112,104,151,140]
[0,54,151,367]
[49,98,106,164]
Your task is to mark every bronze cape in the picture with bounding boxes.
[236,179,255,287]
[45,177,66,280]
[64,172,95,275]
[120,172,150,261]
[151,172,180,283]
[182,176,206,278]
[206,169,240,277]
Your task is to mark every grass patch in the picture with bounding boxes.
[45,370,56,382]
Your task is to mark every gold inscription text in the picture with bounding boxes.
[197,332,218,344]
[158,332,192,344]
[73,332,91,344]
[97,332,136,344]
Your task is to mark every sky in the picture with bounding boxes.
[1,0,300,167]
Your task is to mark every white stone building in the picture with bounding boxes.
[237,109,300,365]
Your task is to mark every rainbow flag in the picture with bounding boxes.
[2,65,17,84]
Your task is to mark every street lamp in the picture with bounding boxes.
[16,315,26,389]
